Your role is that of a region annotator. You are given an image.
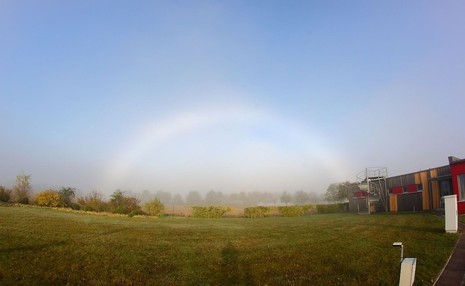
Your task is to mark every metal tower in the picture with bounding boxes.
[356,167,388,214]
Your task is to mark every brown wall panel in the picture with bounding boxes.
[420,171,430,210]
[390,195,398,212]
[415,173,421,185]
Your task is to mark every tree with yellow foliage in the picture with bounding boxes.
[36,189,65,207]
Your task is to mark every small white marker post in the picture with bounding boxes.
[393,242,403,263]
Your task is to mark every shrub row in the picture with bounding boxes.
[244,206,271,218]
[316,203,348,214]
[191,206,232,218]
[278,206,305,217]
[243,203,347,218]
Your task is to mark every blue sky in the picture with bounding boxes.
[1,1,464,196]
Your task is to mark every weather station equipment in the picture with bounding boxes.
[444,194,458,233]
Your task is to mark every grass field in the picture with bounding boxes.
[0,206,459,285]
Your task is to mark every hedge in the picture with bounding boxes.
[191,206,231,218]
[278,206,305,217]
[244,206,271,218]
[316,203,348,214]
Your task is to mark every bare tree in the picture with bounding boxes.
[13,172,32,204]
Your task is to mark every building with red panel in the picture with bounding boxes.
[349,156,465,214]
[449,156,465,214]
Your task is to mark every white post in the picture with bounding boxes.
[393,242,416,286]
[444,195,458,233]
[399,258,417,286]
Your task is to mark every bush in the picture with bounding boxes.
[0,186,12,202]
[316,203,348,214]
[36,190,65,207]
[77,191,110,213]
[191,206,231,218]
[69,203,81,210]
[244,206,271,218]
[143,198,165,217]
[58,187,76,207]
[128,209,146,217]
[278,206,305,217]
[17,197,29,205]
[110,190,141,214]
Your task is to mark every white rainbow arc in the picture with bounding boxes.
[102,105,349,192]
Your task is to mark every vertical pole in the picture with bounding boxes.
[367,168,370,215]
[400,245,404,263]
[385,177,388,212]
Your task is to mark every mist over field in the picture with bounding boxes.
[1,1,464,197]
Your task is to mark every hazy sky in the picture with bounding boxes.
[1,1,464,196]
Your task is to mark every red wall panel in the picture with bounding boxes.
[407,185,417,193]
[450,161,465,214]
[392,186,403,194]
[458,202,465,215]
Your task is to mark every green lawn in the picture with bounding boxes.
[0,206,458,285]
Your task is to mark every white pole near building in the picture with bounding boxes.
[444,195,458,233]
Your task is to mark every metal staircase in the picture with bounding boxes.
[356,167,388,214]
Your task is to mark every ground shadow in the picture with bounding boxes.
[215,242,254,286]
[0,241,67,255]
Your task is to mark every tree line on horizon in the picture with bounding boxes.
[0,173,352,216]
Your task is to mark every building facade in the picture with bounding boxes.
[349,156,465,214]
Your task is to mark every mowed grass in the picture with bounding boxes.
[0,206,458,285]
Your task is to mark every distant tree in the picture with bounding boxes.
[13,172,32,204]
[36,189,64,207]
[139,190,153,203]
[280,191,292,205]
[144,198,165,216]
[110,189,141,214]
[248,191,265,205]
[325,182,352,202]
[227,192,239,205]
[263,191,278,205]
[307,191,321,203]
[0,186,12,202]
[186,191,203,205]
[155,191,172,204]
[205,190,225,205]
[58,187,76,207]
[293,190,309,205]
[238,192,250,206]
[172,193,184,205]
